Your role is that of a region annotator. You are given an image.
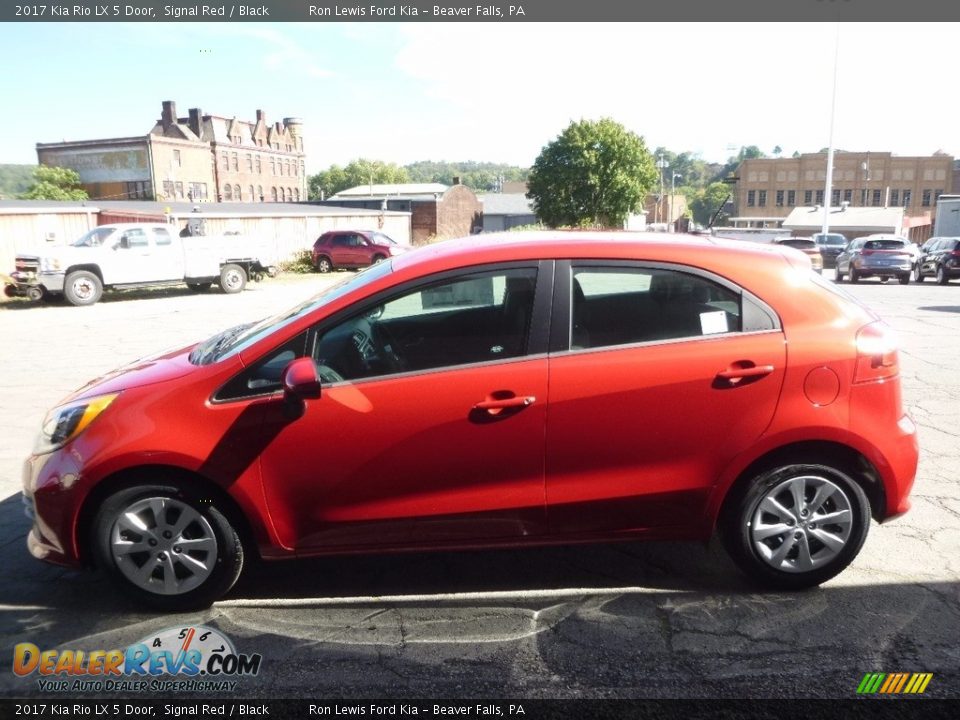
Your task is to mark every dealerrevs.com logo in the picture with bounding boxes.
[13,625,262,693]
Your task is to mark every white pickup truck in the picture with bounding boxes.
[4,223,278,306]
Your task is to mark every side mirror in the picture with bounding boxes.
[281,357,322,401]
[118,236,130,250]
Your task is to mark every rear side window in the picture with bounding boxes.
[153,227,172,246]
[571,267,742,350]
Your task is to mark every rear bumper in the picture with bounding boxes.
[854,261,911,277]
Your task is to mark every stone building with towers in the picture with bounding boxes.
[36,100,307,204]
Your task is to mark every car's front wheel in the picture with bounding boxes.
[93,484,244,610]
[315,256,332,273]
[721,464,870,590]
[64,270,103,306]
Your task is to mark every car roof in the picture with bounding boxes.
[390,231,803,280]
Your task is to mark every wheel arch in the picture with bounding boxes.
[64,264,105,284]
[75,464,260,567]
[714,440,886,531]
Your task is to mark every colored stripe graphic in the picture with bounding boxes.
[857,672,932,694]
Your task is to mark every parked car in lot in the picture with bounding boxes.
[771,236,823,273]
[312,230,406,273]
[4,224,277,306]
[913,236,960,284]
[812,232,848,269]
[834,235,913,284]
[22,232,918,609]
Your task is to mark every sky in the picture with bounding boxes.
[0,22,957,173]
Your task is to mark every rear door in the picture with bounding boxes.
[544,262,786,536]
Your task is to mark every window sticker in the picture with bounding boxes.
[700,310,729,335]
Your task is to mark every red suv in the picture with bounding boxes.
[22,233,918,610]
[312,230,405,273]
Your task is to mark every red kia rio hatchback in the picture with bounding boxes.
[22,233,918,610]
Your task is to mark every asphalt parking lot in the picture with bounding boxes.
[0,273,958,699]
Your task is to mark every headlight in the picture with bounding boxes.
[39,257,62,273]
[34,393,119,454]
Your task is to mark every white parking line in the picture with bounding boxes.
[215,586,680,608]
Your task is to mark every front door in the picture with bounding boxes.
[255,264,551,550]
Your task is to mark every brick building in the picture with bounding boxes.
[321,181,482,244]
[36,100,306,204]
[732,151,953,230]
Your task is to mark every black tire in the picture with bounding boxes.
[371,254,387,265]
[898,273,910,285]
[219,264,247,294]
[936,265,949,285]
[63,270,103,306]
[849,267,860,283]
[913,264,924,282]
[720,463,871,590]
[187,282,212,293]
[834,267,844,283]
[92,483,243,611]
[315,256,333,273]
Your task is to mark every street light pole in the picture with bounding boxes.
[656,155,668,227]
[671,173,682,232]
[822,24,840,238]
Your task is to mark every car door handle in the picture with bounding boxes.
[716,364,775,383]
[474,396,536,411]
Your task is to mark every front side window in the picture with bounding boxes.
[313,268,538,382]
[120,228,148,249]
[570,267,742,350]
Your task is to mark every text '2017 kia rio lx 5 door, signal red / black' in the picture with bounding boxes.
[22,232,918,610]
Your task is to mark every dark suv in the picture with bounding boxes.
[914,237,960,284]
[812,232,848,269]
[312,230,406,273]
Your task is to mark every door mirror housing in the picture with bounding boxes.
[281,357,322,401]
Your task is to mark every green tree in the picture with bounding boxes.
[404,160,528,191]
[19,166,87,201]
[527,118,657,228]
[686,181,734,226]
[0,164,37,199]
[308,159,409,200]
[652,147,710,189]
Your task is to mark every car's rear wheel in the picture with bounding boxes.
[936,265,949,285]
[898,273,910,285]
[93,484,243,611]
[914,264,924,282]
[834,267,844,283]
[849,267,860,283]
[315,256,332,273]
[721,464,870,590]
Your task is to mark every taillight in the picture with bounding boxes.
[854,322,899,384]
[952,250,960,258]
[860,250,874,256]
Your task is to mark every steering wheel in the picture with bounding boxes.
[315,364,344,384]
[370,321,406,372]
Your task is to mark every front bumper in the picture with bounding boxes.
[5,270,66,295]
[22,450,84,568]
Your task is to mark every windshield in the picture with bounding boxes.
[815,234,846,246]
[71,227,116,248]
[189,259,394,365]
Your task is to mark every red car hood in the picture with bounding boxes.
[64,343,199,403]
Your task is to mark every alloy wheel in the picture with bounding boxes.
[109,496,219,596]
[750,474,853,574]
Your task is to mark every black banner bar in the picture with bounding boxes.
[4,0,960,23]
[0,699,958,720]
